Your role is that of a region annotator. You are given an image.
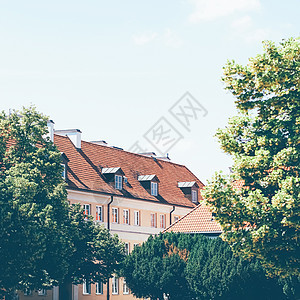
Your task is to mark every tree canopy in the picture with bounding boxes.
[203,37,300,277]
[0,107,124,298]
[121,232,295,300]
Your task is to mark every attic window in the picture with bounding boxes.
[138,175,159,196]
[101,167,124,190]
[151,182,158,196]
[178,181,199,203]
[115,175,123,190]
[61,163,66,179]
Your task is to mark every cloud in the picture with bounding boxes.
[132,32,158,46]
[230,16,270,44]
[188,0,261,23]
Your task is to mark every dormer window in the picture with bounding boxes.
[115,175,123,190]
[138,175,159,196]
[60,152,69,180]
[151,182,158,196]
[102,167,125,190]
[178,181,199,203]
[192,189,198,203]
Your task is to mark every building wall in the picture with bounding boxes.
[18,189,193,300]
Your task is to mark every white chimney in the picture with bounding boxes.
[55,129,82,149]
[47,120,55,142]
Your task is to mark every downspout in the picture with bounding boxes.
[107,195,114,300]
[169,205,175,225]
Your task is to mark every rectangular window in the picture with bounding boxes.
[115,175,123,190]
[192,190,198,203]
[96,205,103,222]
[61,163,66,179]
[123,209,130,225]
[133,243,139,249]
[134,211,140,226]
[160,214,166,229]
[96,281,103,295]
[112,276,119,295]
[150,213,157,228]
[83,204,91,219]
[112,207,119,223]
[124,242,130,255]
[38,289,46,296]
[24,289,32,296]
[83,280,91,295]
[151,182,158,196]
[123,279,129,295]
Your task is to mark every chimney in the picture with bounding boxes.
[55,129,82,149]
[47,120,55,142]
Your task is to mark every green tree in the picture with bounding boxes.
[0,107,125,298]
[203,37,300,277]
[186,235,288,300]
[122,232,298,300]
[121,232,196,300]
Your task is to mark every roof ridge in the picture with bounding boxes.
[81,139,188,168]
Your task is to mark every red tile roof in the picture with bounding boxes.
[164,204,222,234]
[54,134,205,208]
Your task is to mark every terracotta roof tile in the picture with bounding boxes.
[164,203,222,233]
[54,135,205,208]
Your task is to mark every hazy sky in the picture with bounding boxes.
[1,0,299,183]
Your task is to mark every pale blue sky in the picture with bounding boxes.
[1,0,299,183]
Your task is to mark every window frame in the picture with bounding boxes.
[96,281,103,295]
[83,204,91,219]
[192,189,198,203]
[150,213,157,228]
[115,174,123,190]
[123,279,129,295]
[134,210,140,226]
[124,242,130,255]
[160,214,166,229]
[151,181,158,196]
[37,289,46,296]
[123,209,130,225]
[83,279,91,295]
[112,207,119,223]
[112,276,119,295]
[96,205,103,222]
[61,163,66,179]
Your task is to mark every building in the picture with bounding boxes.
[19,128,205,300]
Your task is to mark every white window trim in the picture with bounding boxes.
[96,281,103,295]
[112,207,119,223]
[112,276,119,295]
[115,175,123,190]
[61,163,66,179]
[83,280,91,295]
[83,204,91,218]
[123,279,129,295]
[192,189,198,203]
[134,210,140,226]
[38,289,46,296]
[96,205,103,222]
[123,209,130,225]
[151,181,158,196]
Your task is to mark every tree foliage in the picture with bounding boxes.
[121,232,296,300]
[203,37,300,277]
[0,107,124,297]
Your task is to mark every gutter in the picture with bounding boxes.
[169,205,175,225]
[107,195,113,300]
